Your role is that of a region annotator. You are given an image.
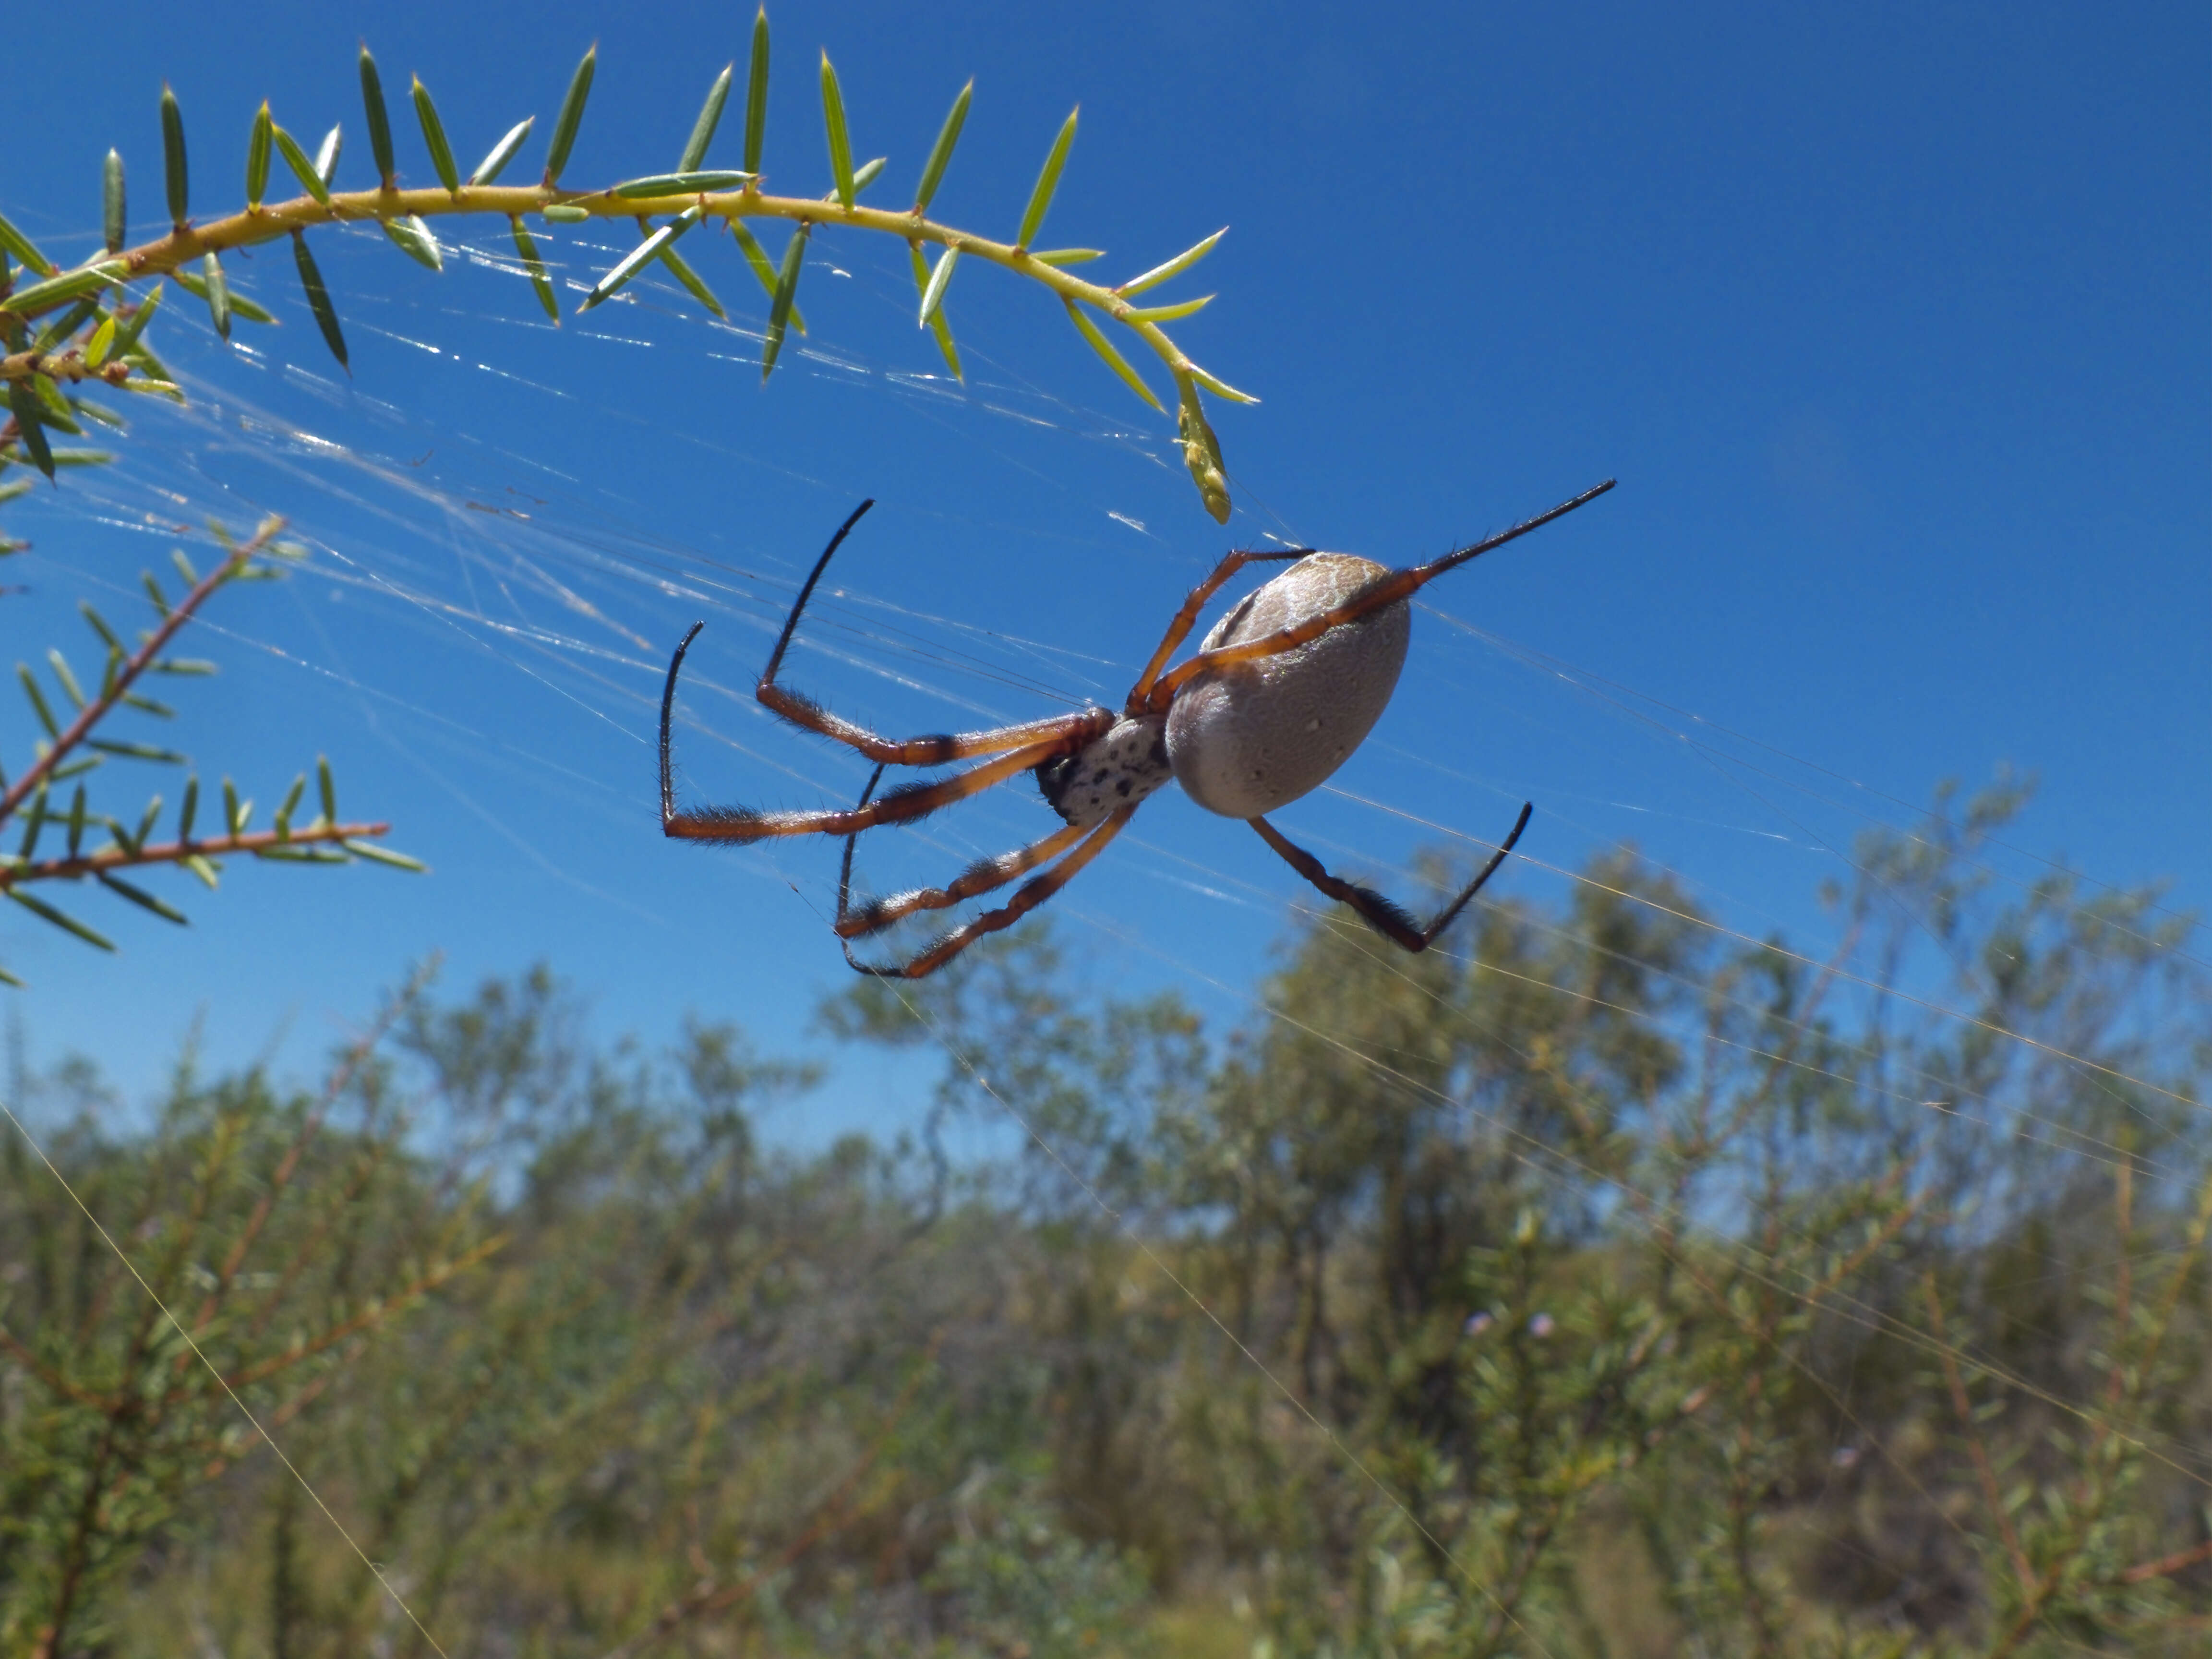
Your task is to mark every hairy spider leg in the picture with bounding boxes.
[1142,480,1617,714]
[740,498,1101,766]
[835,763,1091,938]
[1250,800,1533,952]
[835,765,1140,978]
[665,733,1086,843]
[1124,547,1308,709]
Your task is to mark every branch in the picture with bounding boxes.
[0,820,393,890]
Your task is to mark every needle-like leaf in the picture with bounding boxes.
[360,46,397,187]
[913,79,972,215]
[382,216,443,272]
[509,216,559,322]
[317,756,337,823]
[345,839,428,872]
[742,7,770,178]
[98,872,188,925]
[161,84,190,227]
[292,231,348,370]
[102,150,126,252]
[907,243,962,381]
[168,262,273,325]
[659,245,725,319]
[1184,361,1258,404]
[680,64,733,173]
[3,262,128,318]
[7,888,115,952]
[1031,248,1104,266]
[917,245,958,327]
[821,51,856,210]
[468,117,534,187]
[272,125,333,205]
[7,382,55,482]
[544,44,597,186]
[1123,293,1214,323]
[730,223,806,333]
[0,209,56,276]
[313,124,343,186]
[412,76,460,193]
[1015,107,1077,250]
[613,171,753,199]
[1063,297,1160,411]
[246,102,273,210]
[578,206,700,312]
[761,225,807,382]
[1117,228,1225,297]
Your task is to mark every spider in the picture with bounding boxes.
[659,480,1615,977]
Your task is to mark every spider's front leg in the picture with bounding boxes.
[836,762,1089,938]
[1250,802,1533,952]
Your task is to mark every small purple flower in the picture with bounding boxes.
[1527,1312,1556,1338]
[1464,1311,1495,1337]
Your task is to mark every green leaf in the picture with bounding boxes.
[613,170,753,199]
[761,225,807,383]
[820,51,856,210]
[33,298,101,355]
[382,216,443,272]
[161,84,190,226]
[541,203,589,223]
[168,261,275,325]
[66,785,86,855]
[111,282,163,357]
[907,243,962,381]
[98,871,188,925]
[246,101,274,210]
[199,252,231,341]
[6,383,55,482]
[1184,360,1258,404]
[1015,107,1078,250]
[80,603,121,652]
[742,7,770,177]
[412,77,461,193]
[0,208,55,277]
[345,839,428,872]
[179,773,198,838]
[275,771,306,838]
[1123,293,1214,324]
[87,739,189,765]
[314,124,343,186]
[0,964,22,987]
[509,216,559,322]
[103,150,127,253]
[4,261,129,317]
[291,232,349,371]
[183,854,219,889]
[46,649,84,709]
[222,777,246,833]
[913,79,972,215]
[659,245,725,320]
[1117,228,1225,297]
[1062,297,1160,411]
[0,478,32,505]
[917,245,958,327]
[149,656,216,676]
[256,845,351,864]
[272,125,333,205]
[544,44,597,186]
[317,755,337,822]
[468,117,534,186]
[6,888,115,952]
[847,156,886,195]
[141,571,171,616]
[360,46,397,185]
[578,205,700,312]
[730,222,805,333]
[679,64,733,173]
[1031,248,1104,266]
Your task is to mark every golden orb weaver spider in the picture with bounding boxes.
[659,480,1615,977]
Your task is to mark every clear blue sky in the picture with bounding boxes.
[4,1,2206,1141]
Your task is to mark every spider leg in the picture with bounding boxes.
[842,801,1139,978]
[1124,547,1307,709]
[733,498,1099,765]
[665,734,1078,843]
[1142,481,1615,713]
[1249,801,1532,952]
[835,764,1090,938]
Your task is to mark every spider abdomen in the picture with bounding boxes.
[1165,553,1410,820]
[1036,715,1175,829]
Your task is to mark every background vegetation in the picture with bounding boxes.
[2,781,2204,1657]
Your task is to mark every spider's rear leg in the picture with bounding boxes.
[1250,801,1532,952]
[836,765,1138,978]
[836,762,1088,939]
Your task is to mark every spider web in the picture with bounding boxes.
[4,207,2205,1645]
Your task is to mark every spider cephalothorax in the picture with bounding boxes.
[660,481,1613,976]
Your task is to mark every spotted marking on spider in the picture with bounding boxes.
[661,483,1613,976]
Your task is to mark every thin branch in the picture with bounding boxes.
[0,820,391,890]
[1923,1273,2034,1599]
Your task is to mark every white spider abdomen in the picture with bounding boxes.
[1036,715,1175,829]
[1165,553,1410,820]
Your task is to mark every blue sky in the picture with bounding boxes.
[3,1,2205,1142]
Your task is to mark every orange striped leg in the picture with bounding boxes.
[1143,482,1615,713]
[1249,802,1532,951]
[843,804,1139,978]
[836,765,1090,938]
[664,737,1075,844]
[1124,548,1306,708]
